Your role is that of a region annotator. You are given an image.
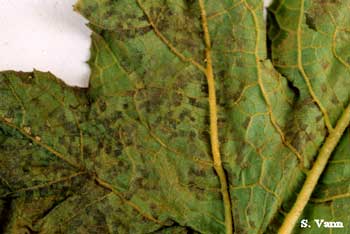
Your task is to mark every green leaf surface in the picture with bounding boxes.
[1,0,349,233]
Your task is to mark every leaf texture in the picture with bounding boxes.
[0,0,350,234]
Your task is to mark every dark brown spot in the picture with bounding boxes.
[114,149,122,157]
[305,13,317,31]
[105,145,112,154]
[331,96,339,105]
[243,117,250,128]
[98,100,107,112]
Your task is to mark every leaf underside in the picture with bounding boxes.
[1,0,350,234]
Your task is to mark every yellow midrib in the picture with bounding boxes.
[198,1,233,234]
[278,1,350,233]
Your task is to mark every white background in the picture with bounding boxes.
[0,0,91,87]
[0,0,273,88]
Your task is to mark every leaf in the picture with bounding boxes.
[0,0,350,234]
